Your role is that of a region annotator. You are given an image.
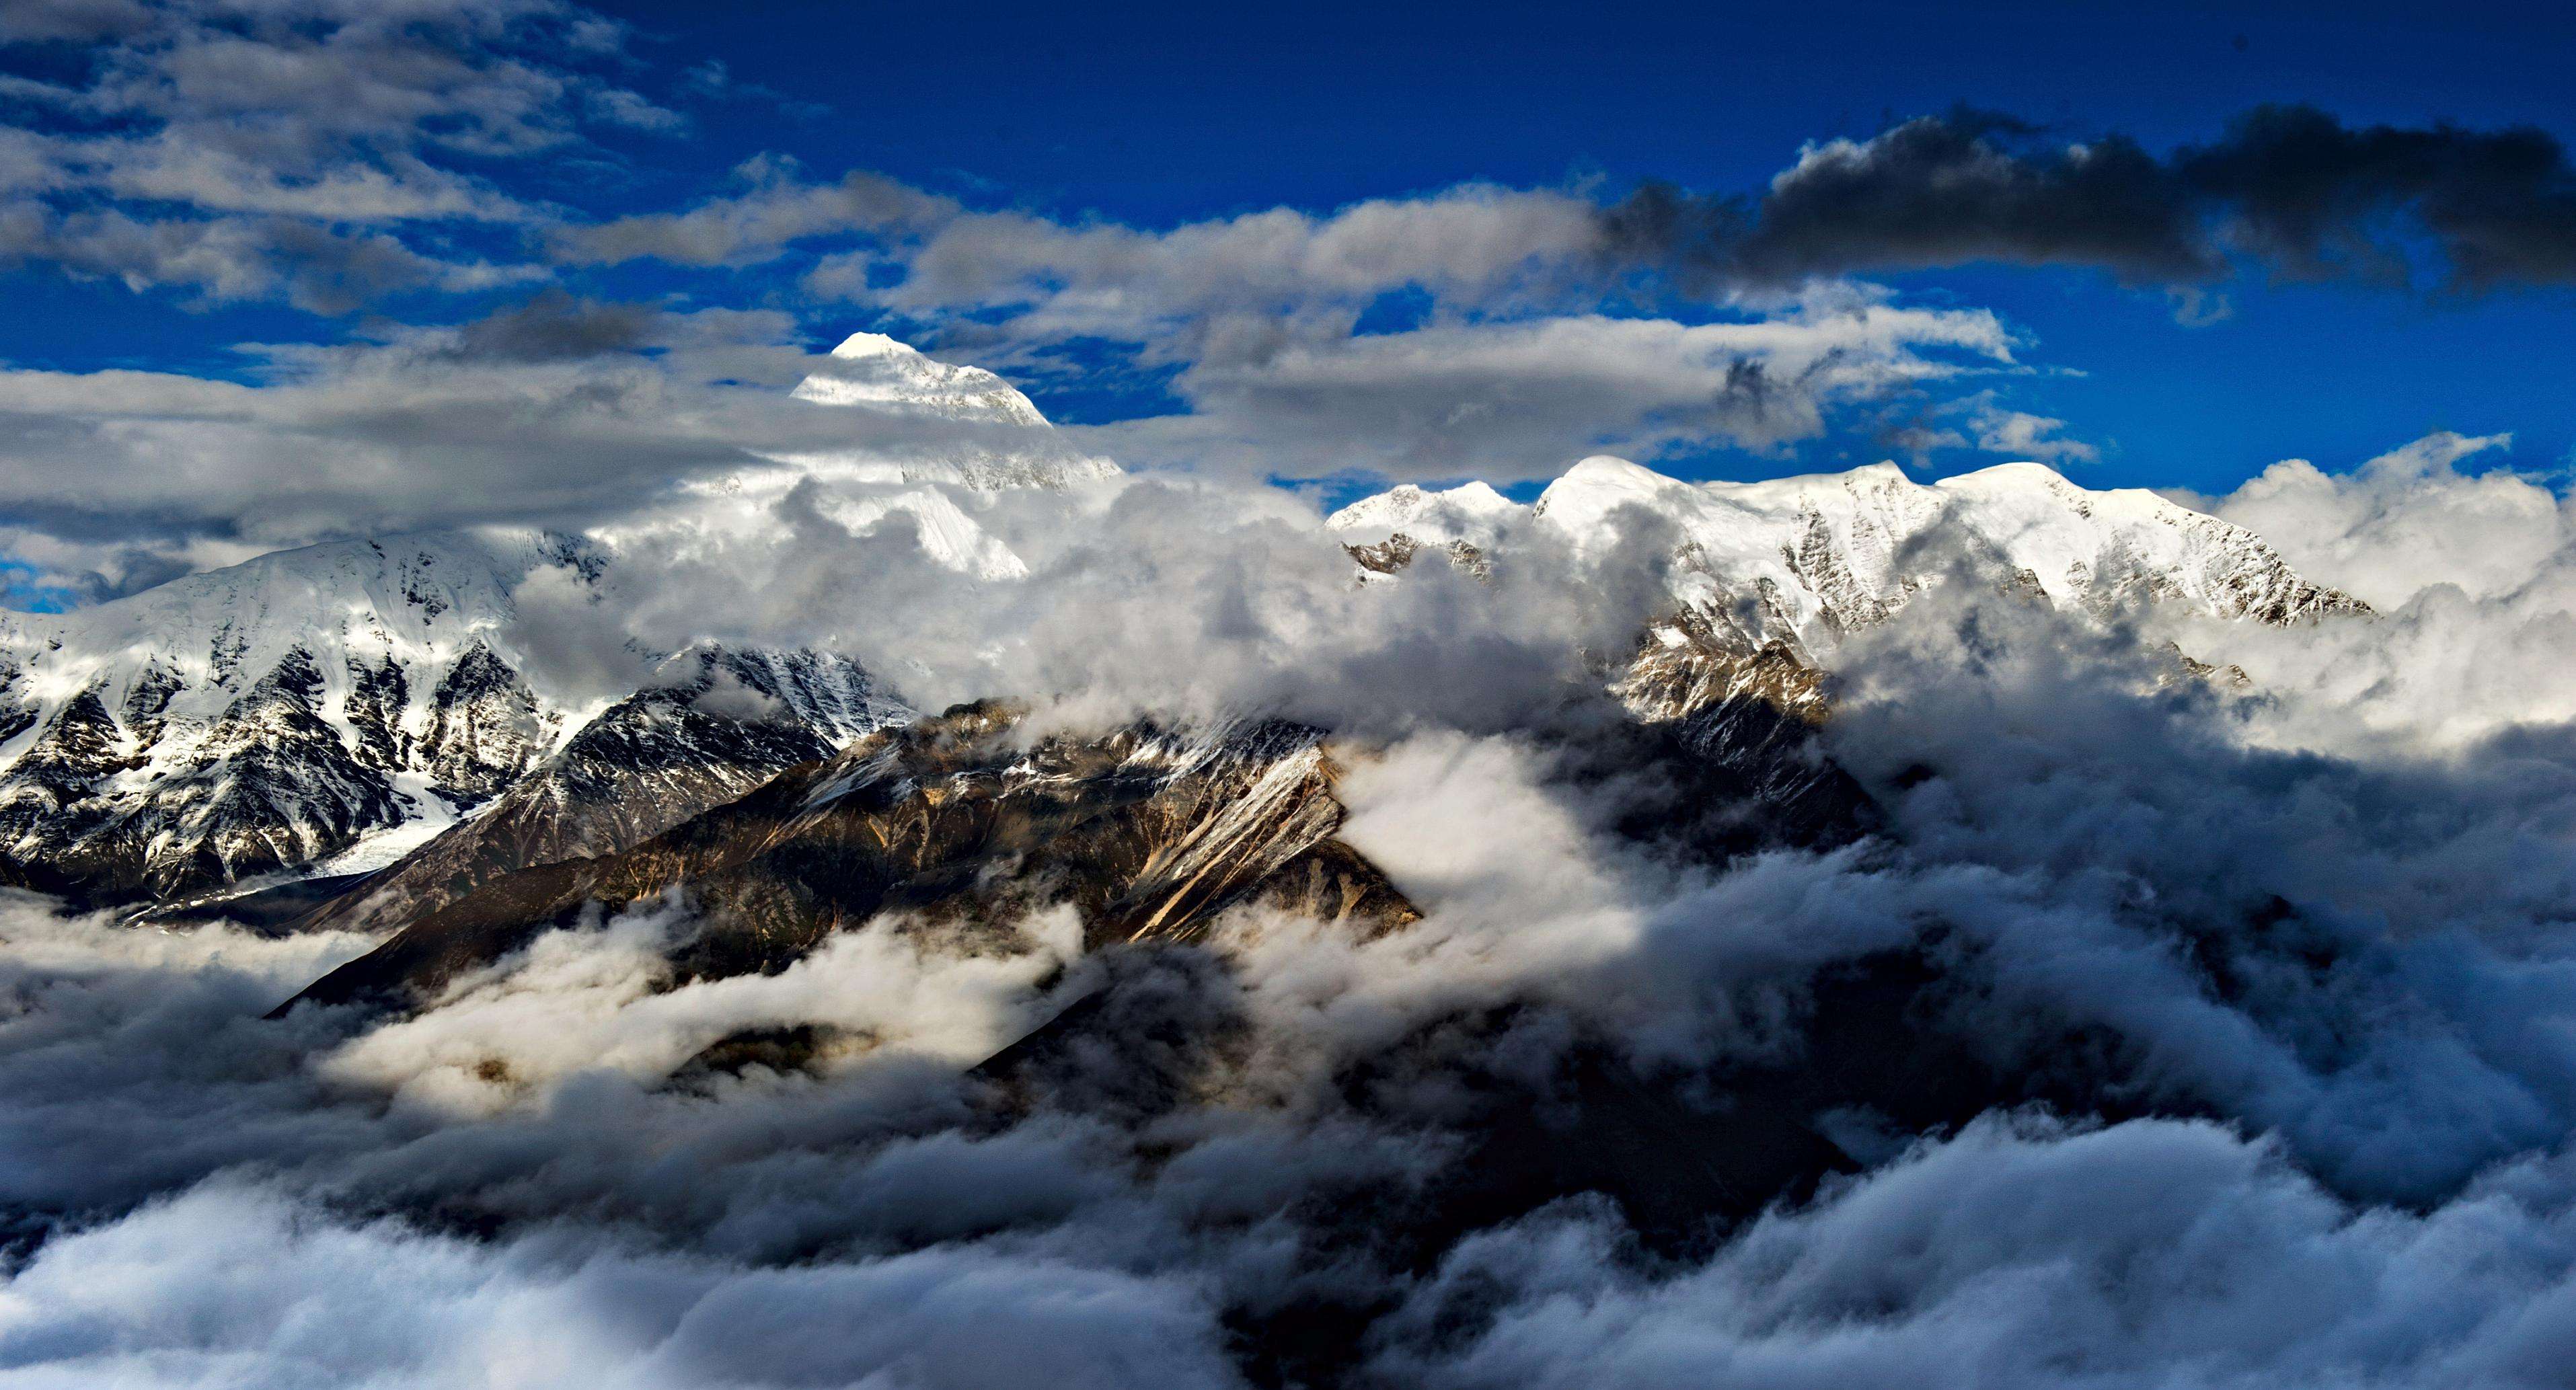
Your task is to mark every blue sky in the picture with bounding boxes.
[0,0,2571,603]
[597,0,2576,491]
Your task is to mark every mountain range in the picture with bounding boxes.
[0,334,2419,1385]
[0,335,2372,1021]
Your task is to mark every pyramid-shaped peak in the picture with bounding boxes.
[793,332,1049,428]
[827,331,925,360]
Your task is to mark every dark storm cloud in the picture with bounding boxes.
[1606,103,2576,293]
[1605,109,2212,288]
[2187,105,2576,287]
[439,288,660,363]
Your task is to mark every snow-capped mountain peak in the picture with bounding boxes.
[776,332,1123,494]
[1326,479,1525,549]
[790,332,1052,428]
[0,334,1114,906]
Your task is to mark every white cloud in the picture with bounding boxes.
[834,184,1608,346]
[2155,432,2576,748]
[2215,431,2544,607]
[0,0,665,310]
[550,156,955,267]
[0,1181,1245,1390]
[1963,393,2098,465]
[1077,296,2016,477]
[564,173,2018,477]
[319,898,1084,1119]
[1372,1115,2576,1389]
[0,307,1059,559]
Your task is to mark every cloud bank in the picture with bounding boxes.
[2,433,2575,1385]
[7,12,2576,1385]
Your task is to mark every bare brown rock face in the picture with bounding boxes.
[276,703,1417,1016]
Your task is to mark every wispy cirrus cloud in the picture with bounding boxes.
[547,155,956,268]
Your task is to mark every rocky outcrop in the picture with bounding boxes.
[283,648,895,937]
[417,642,550,809]
[277,704,1417,1015]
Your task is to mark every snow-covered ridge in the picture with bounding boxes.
[1,529,581,724]
[1326,479,1521,551]
[0,322,2365,913]
[1333,455,2370,656]
[0,529,906,904]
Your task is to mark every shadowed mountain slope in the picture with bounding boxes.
[278,703,1417,1015]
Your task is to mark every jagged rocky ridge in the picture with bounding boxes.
[280,702,1418,1015]
[272,646,911,938]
